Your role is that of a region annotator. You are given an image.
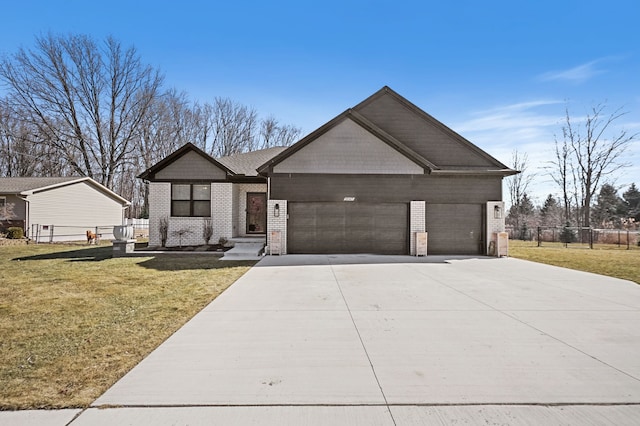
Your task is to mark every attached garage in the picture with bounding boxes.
[426,204,484,255]
[288,202,408,254]
[258,87,517,256]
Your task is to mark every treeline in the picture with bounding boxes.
[0,33,302,217]
[508,183,640,238]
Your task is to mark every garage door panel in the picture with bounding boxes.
[349,216,375,228]
[426,204,483,255]
[289,202,407,254]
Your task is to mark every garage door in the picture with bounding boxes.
[288,202,407,254]
[426,204,483,255]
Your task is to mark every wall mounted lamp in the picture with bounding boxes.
[494,205,502,219]
[274,203,280,217]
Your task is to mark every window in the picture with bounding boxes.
[0,197,5,218]
[171,184,211,217]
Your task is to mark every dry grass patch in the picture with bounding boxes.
[509,240,640,284]
[0,243,255,409]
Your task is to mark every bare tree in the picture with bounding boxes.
[0,100,70,177]
[549,124,574,223]
[0,33,163,189]
[209,97,258,156]
[556,104,637,227]
[506,149,533,232]
[259,116,302,149]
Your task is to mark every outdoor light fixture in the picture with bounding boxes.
[274,203,280,217]
[494,205,502,219]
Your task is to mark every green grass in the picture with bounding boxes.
[509,239,640,284]
[0,243,255,409]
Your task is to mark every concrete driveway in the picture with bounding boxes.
[72,255,640,424]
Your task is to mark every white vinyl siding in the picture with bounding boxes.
[28,181,125,228]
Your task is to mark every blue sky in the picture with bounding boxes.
[1,0,639,204]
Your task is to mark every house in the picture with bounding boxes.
[138,145,286,247]
[140,87,517,255]
[0,177,131,242]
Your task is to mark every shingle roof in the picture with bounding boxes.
[0,177,82,194]
[217,147,288,176]
[0,176,130,205]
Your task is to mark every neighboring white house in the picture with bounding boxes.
[0,177,130,242]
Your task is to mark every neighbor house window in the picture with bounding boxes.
[0,197,6,218]
[171,184,211,217]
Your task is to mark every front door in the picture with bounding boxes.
[246,193,267,234]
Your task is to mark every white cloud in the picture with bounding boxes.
[538,60,605,84]
[454,100,569,204]
[455,100,563,133]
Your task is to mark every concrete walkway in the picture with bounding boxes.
[5,255,640,425]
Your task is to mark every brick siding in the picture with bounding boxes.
[409,201,426,255]
[267,199,287,254]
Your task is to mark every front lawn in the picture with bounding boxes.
[0,243,255,409]
[508,240,640,284]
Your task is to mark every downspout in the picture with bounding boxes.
[17,195,30,239]
[122,204,129,225]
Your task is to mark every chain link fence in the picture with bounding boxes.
[507,226,640,249]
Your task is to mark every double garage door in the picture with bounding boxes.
[288,202,408,254]
[288,202,483,255]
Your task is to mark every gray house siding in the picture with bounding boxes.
[356,92,496,168]
[154,150,227,181]
[273,118,423,175]
[270,174,502,204]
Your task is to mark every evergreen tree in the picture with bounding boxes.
[559,221,576,245]
[622,183,640,223]
[539,194,562,227]
[506,193,536,239]
[592,184,624,228]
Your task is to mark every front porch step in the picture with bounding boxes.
[221,242,265,261]
[228,236,266,244]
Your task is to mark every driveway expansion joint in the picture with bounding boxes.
[330,262,397,426]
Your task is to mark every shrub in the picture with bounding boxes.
[159,216,169,247]
[202,219,213,245]
[559,223,576,245]
[7,227,24,239]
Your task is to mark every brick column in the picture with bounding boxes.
[148,182,170,247]
[409,201,426,255]
[267,199,287,254]
[212,183,233,242]
[486,201,505,255]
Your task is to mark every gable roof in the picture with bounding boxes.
[0,176,130,205]
[137,143,235,181]
[259,86,517,176]
[258,109,438,175]
[218,146,288,176]
[0,177,81,193]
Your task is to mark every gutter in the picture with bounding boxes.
[430,169,520,177]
